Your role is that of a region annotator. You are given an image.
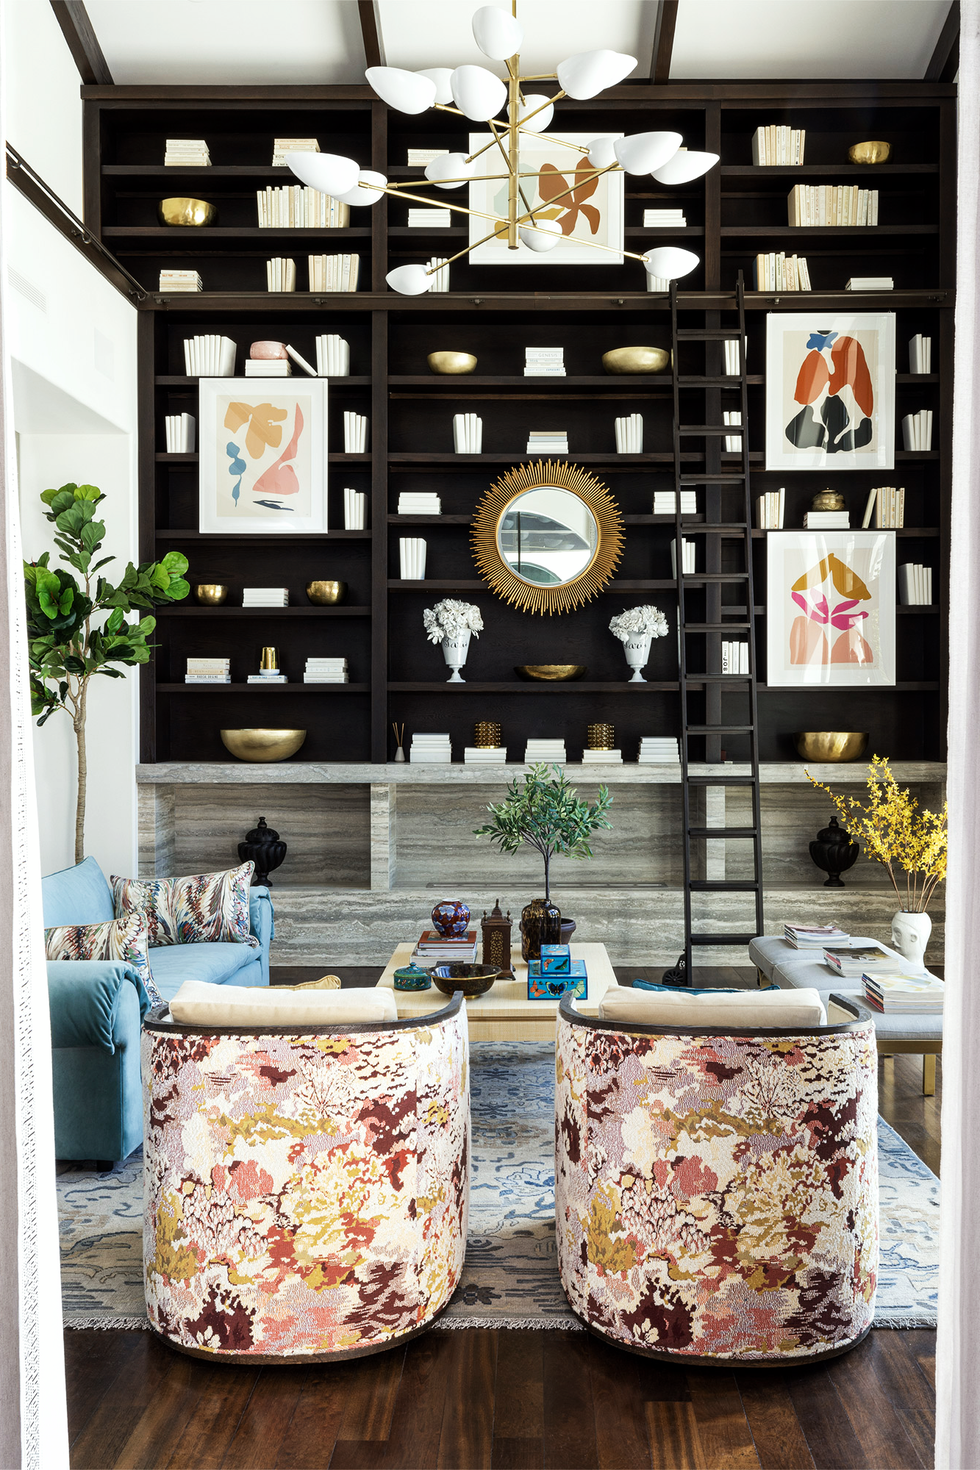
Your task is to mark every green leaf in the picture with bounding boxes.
[104,607,125,635]
[161,551,189,576]
[164,577,190,602]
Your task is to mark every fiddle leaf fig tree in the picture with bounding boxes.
[474,764,613,902]
[24,482,190,864]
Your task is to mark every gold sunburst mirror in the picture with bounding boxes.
[471,461,624,615]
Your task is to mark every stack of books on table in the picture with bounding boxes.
[525,349,565,377]
[902,410,933,451]
[723,411,742,452]
[614,414,643,453]
[464,745,508,764]
[898,563,933,605]
[316,335,350,376]
[788,185,877,226]
[671,538,696,576]
[823,943,895,978]
[527,430,568,455]
[185,658,229,684]
[752,125,805,165]
[909,335,933,374]
[248,667,287,684]
[724,339,742,375]
[161,269,203,293]
[643,209,687,227]
[242,587,288,607]
[408,208,452,228]
[721,641,749,674]
[183,335,236,376]
[525,739,566,765]
[165,139,210,166]
[655,491,696,515]
[308,254,360,292]
[755,489,785,529]
[304,658,348,683]
[407,148,449,166]
[638,737,680,763]
[257,187,348,228]
[343,412,369,453]
[453,414,483,453]
[265,258,296,292]
[397,492,441,515]
[411,928,478,966]
[753,253,810,291]
[399,539,427,578]
[804,509,850,529]
[784,922,850,949]
[582,747,622,764]
[410,733,452,763]
[246,356,291,377]
[272,137,318,167]
[164,413,195,453]
[846,276,893,291]
[344,487,367,529]
[863,972,944,1013]
[862,486,904,528]
[426,257,450,291]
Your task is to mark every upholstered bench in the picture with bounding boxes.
[749,935,941,1095]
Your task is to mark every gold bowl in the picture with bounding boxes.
[427,351,478,375]
[515,664,587,682]
[220,729,307,762]
[194,583,228,605]
[795,731,869,762]
[602,346,670,375]
[306,580,347,605]
[848,141,891,165]
[158,196,218,227]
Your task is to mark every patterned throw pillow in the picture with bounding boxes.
[111,861,257,949]
[44,912,162,1007]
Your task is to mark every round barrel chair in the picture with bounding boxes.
[554,987,878,1364]
[142,984,469,1362]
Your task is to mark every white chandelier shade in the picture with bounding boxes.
[507,94,555,132]
[643,246,700,280]
[556,49,637,100]
[472,5,524,61]
[652,149,720,185]
[450,64,508,120]
[615,131,682,175]
[587,137,619,169]
[287,149,360,196]
[364,65,436,114]
[424,152,476,189]
[386,264,433,294]
[519,219,563,251]
[416,67,455,105]
[335,169,387,207]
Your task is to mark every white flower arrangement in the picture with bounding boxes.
[608,604,669,643]
[423,599,485,644]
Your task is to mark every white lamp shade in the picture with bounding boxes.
[643,246,700,280]
[365,66,436,115]
[386,264,433,296]
[519,218,563,251]
[652,150,720,185]
[587,136,619,169]
[425,152,474,191]
[287,150,360,197]
[450,64,507,121]
[507,94,554,133]
[335,169,387,207]
[416,68,454,105]
[615,131,682,176]
[556,49,636,100]
[472,5,523,61]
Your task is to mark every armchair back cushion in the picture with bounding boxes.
[599,985,827,1028]
[41,855,114,928]
[169,980,399,1025]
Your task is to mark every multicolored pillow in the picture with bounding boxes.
[44,912,162,1007]
[111,862,257,950]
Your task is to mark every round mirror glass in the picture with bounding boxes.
[496,487,599,587]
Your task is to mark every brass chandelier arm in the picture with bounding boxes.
[426,223,509,270]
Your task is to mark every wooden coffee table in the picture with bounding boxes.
[377,941,617,1041]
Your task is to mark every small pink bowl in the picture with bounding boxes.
[250,340,287,360]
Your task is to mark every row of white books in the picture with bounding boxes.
[407,148,448,165]
[309,254,360,292]
[344,487,367,529]
[160,269,203,293]
[671,538,696,577]
[755,489,786,529]
[643,209,687,227]
[898,563,933,605]
[256,187,349,230]
[185,658,230,684]
[803,510,849,528]
[862,485,905,528]
[165,139,210,166]
[902,410,933,451]
[723,410,742,453]
[753,253,811,291]
[408,208,451,228]
[304,658,348,684]
[317,334,350,376]
[614,414,643,454]
[243,587,288,606]
[426,257,451,292]
[847,276,893,290]
[527,430,567,454]
[399,538,427,579]
[723,339,743,375]
[909,334,933,374]
[721,641,750,674]
[654,491,696,515]
[271,138,319,167]
[164,413,195,454]
[638,737,680,763]
[464,746,508,763]
[183,335,236,376]
[453,414,484,453]
[788,185,878,227]
[397,493,441,515]
[343,412,369,454]
[266,257,296,292]
[525,348,565,378]
[410,733,452,763]
[752,126,806,166]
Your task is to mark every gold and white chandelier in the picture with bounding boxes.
[289,3,718,294]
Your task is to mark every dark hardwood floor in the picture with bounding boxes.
[64,967,939,1469]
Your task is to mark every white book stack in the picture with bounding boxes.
[256,186,348,229]
[723,411,742,452]
[265,258,297,292]
[804,510,850,529]
[397,492,441,515]
[426,257,451,291]
[185,657,230,684]
[316,335,350,376]
[862,486,905,528]
[453,414,483,453]
[643,209,687,227]
[909,335,933,374]
[638,736,680,763]
[165,139,210,166]
[464,746,508,763]
[272,138,319,166]
[248,669,287,683]
[161,269,203,293]
[242,587,288,607]
[408,208,451,228]
[582,747,622,764]
[527,430,568,455]
[898,564,933,605]
[399,538,427,579]
[344,413,369,453]
[525,348,565,377]
[654,491,696,515]
[902,410,933,451]
[410,733,452,763]
[614,414,643,454]
[304,658,348,683]
[164,414,195,453]
[525,739,566,765]
[788,185,877,227]
[408,148,449,166]
[752,125,805,165]
[721,641,750,674]
[308,255,360,292]
[846,276,894,291]
[246,358,291,376]
[755,489,786,529]
[724,339,742,375]
[183,336,236,376]
[753,253,810,291]
[671,538,696,577]
[344,488,367,529]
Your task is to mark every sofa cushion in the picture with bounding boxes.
[168,980,400,1027]
[599,985,827,1028]
[44,912,161,1007]
[148,941,261,999]
[41,856,114,928]
[111,861,257,949]
[47,960,150,1052]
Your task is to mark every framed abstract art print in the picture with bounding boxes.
[198,378,329,533]
[766,531,896,687]
[765,312,895,471]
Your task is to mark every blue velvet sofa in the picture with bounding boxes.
[44,856,273,1164]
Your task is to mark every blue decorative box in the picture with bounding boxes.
[539,944,571,975]
[527,961,587,1000]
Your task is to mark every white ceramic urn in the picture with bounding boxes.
[441,630,471,683]
[623,633,653,683]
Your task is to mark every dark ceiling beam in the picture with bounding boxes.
[925,0,959,81]
[358,0,385,69]
[651,0,678,84]
[49,1,112,85]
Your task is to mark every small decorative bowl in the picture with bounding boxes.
[220,729,307,762]
[394,964,432,992]
[848,141,891,165]
[431,963,501,999]
[427,351,478,374]
[602,347,670,375]
[194,583,228,605]
[795,731,869,762]
[158,197,217,227]
[250,340,287,360]
[306,580,347,605]
[515,665,587,681]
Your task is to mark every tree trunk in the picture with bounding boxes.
[73,681,88,865]
[543,851,550,902]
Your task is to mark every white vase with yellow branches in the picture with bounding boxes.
[806,755,947,969]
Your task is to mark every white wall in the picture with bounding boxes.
[3,0,84,217]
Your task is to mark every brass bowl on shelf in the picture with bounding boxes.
[602,346,670,375]
[220,729,307,762]
[194,583,228,605]
[515,664,587,682]
[427,351,478,375]
[795,731,869,763]
[848,141,891,165]
[431,963,502,999]
[158,196,218,227]
[306,580,347,605]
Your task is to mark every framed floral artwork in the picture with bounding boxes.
[467,132,624,265]
[198,378,329,533]
[765,312,896,471]
[766,531,896,687]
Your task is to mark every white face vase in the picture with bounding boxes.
[890,911,931,968]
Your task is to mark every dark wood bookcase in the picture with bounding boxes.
[82,80,954,767]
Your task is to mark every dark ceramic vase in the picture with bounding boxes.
[521,898,562,961]
[560,918,576,947]
[238,817,287,887]
[809,816,860,887]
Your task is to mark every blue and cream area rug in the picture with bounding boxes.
[59,1042,939,1331]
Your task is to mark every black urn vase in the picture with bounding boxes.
[808,816,859,888]
[238,817,287,887]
